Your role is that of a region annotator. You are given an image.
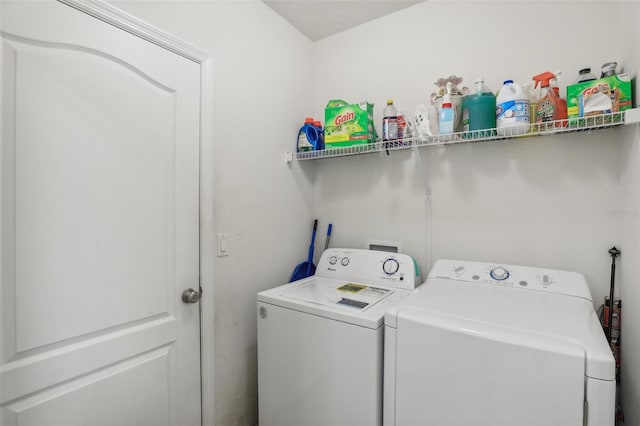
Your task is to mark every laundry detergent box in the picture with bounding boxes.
[324,100,376,149]
[566,73,633,121]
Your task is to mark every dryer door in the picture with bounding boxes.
[393,309,586,426]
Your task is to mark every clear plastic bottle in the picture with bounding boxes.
[382,99,398,141]
[439,93,455,136]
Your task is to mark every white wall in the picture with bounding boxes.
[620,124,640,425]
[312,0,633,303]
[105,1,640,425]
[109,2,314,425]
[312,1,640,424]
[619,3,640,423]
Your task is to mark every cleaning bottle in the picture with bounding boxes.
[297,117,319,152]
[496,80,529,136]
[382,99,398,142]
[532,71,567,127]
[313,120,324,150]
[397,110,406,143]
[522,83,540,133]
[462,78,496,138]
[550,76,568,127]
[439,83,455,136]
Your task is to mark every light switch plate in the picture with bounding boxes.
[217,234,229,257]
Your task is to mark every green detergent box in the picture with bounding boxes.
[324,100,376,149]
[566,73,633,120]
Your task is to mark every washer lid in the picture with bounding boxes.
[385,278,615,381]
[258,276,414,329]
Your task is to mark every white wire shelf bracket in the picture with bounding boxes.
[289,109,639,162]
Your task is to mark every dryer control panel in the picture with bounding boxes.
[428,259,593,301]
[316,248,419,290]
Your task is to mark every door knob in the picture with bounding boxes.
[182,288,201,304]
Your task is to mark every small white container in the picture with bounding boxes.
[496,80,530,136]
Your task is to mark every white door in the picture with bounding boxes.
[1,1,202,425]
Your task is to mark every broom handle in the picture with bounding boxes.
[607,246,620,343]
[306,220,318,276]
[325,224,333,250]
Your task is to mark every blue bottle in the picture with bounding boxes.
[313,120,324,150]
[297,117,319,152]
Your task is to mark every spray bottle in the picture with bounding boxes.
[550,75,567,127]
[532,71,568,126]
[439,82,455,136]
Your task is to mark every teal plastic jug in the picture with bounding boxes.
[462,78,496,138]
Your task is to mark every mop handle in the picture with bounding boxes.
[607,246,621,344]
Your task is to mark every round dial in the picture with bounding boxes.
[340,257,350,266]
[329,256,338,265]
[383,258,400,275]
[490,267,510,281]
[454,266,465,276]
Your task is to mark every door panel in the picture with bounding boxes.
[5,347,172,426]
[12,39,175,352]
[1,2,202,425]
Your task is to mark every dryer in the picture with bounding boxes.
[258,248,420,426]
[384,259,615,426]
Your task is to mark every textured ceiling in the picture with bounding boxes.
[263,0,424,41]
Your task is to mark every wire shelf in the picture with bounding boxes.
[292,109,639,162]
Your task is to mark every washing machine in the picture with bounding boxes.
[258,248,420,426]
[384,259,615,426]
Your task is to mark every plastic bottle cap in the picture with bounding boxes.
[475,78,485,84]
[442,102,452,108]
[387,99,393,105]
[313,121,322,127]
[601,62,617,77]
[579,68,591,74]
[503,79,514,85]
[304,117,314,123]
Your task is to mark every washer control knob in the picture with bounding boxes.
[383,258,400,275]
[329,256,338,265]
[490,267,510,281]
[454,266,465,276]
[341,257,350,267]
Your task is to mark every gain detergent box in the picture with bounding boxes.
[324,100,376,149]
[566,73,633,120]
